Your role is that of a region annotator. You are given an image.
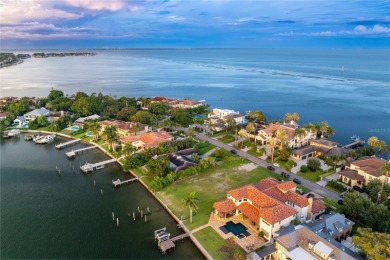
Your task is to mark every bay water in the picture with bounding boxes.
[0,135,203,259]
[1,48,389,146]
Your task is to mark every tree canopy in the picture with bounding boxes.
[353,228,390,260]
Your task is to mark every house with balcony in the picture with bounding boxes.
[338,156,389,187]
[256,122,315,149]
[213,177,326,241]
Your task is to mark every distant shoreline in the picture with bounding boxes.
[0,52,96,69]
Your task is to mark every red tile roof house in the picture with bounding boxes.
[120,131,174,151]
[99,120,151,138]
[213,177,326,241]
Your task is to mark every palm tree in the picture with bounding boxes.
[88,121,101,141]
[245,123,256,143]
[267,136,278,162]
[377,140,387,155]
[103,125,119,151]
[367,136,379,148]
[294,127,307,145]
[284,112,300,122]
[182,191,200,223]
[304,123,316,136]
[122,142,135,156]
[274,129,288,149]
[378,162,390,203]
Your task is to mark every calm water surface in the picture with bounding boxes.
[1,48,389,145]
[1,135,204,259]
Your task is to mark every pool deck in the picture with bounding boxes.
[208,213,266,253]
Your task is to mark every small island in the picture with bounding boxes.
[0,52,96,68]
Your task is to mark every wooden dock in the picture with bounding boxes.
[66,145,97,158]
[344,140,365,149]
[80,158,117,173]
[154,228,189,255]
[112,178,138,187]
[56,139,81,149]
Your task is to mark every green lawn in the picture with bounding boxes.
[195,142,216,155]
[194,227,244,260]
[156,158,280,229]
[218,134,236,143]
[297,169,324,182]
[323,198,343,213]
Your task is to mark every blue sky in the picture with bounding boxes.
[1,0,390,49]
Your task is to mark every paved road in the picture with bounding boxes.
[181,127,342,201]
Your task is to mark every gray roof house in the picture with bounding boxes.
[23,108,51,122]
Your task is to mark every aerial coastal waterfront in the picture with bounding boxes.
[1,89,389,259]
[1,0,390,259]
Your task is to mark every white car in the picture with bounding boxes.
[273,163,280,167]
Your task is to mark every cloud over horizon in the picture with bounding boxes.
[1,0,389,48]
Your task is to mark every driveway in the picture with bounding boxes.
[178,127,342,201]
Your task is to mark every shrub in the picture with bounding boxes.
[258,230,265,237]
[348,179,351,186]
[300,165,308,173]
[307,158,321,171]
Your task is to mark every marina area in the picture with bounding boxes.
[0,133,204,259]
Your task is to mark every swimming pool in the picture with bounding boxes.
[70,125,80,131]
[219,221,251,239]
[86,131,92,136]
[194,114,207,119]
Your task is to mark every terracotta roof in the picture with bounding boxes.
[150,96,176,103]
[178,100,203,106]
[259,204,297,224]
[237,202,260,224]
[261,123,296,141]
[312,199,326,214]
[351,157,387,177]
[228,185,279,208]
[121,131,173,148]
[100,120,125,127]
[262,187,289,203]
[275,181,296,192]
[339,170,365,182]
[310,139,339,148]
[286,191,310,208]
[213,199,236,213]
[256,177,281,191]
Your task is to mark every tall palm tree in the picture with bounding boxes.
[274,129,288,149]
[304,123,316,136]
[294,127,307,145]
[378,162,390,204]
[182,191,200,223]
[122,142,135,156]
[267,135,278,162]
[245,123,256,143]
[88,121,101,141]
[103,125,119,151]
[367,136,379,148]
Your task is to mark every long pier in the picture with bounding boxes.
[66,146,97,158]
[80,158,117,173]
[344,140,365,149]
[56,139,81,149]
[112,178,138,187]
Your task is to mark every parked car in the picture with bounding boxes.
[267,166,275,171]
[281,172,290,178]
[273,163,280,167]
[338,200,344,205]
[230,149,237,155]
[353,185,364,193]
[293,178,302,184]
[306,193,315,198]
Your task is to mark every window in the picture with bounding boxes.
[344,177,348,183]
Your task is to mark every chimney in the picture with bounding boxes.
[290,120,294,125]
[306,197,313,221]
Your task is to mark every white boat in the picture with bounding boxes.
[33,135,45,142]
[351,135,360,142]
[36,134,56,144]
[7,129,20,136]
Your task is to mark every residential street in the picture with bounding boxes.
[179,127,342,201]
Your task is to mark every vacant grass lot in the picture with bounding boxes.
[194,227,244,259]
[156,158,280,229]
[297,169,324,182]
